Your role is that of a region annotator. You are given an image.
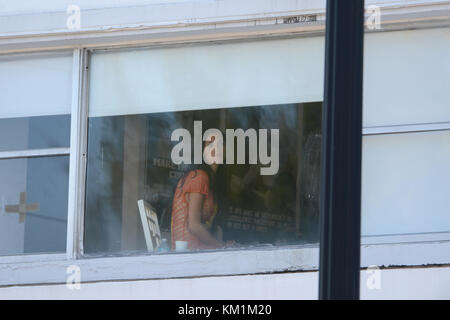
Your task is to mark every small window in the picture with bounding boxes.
[361,28,450,238]
[0,52,72,256]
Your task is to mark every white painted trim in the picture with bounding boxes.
[0,1,449,54]
[361,232,450,245]
[0,148,70,160]
[66,49,89,259]
[66,49,81,260]
[0,49,72,61]
[363,122,450,135]
[0,24,323,55]
[0,253,66,265]
[1,241,449,287]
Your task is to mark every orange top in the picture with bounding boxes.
[171,169,217,250]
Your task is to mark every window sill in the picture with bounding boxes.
[1,241,450,287]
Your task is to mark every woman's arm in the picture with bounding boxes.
[186,192,225,248]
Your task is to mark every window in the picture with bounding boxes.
[0,52,72,256]
[84,37,325,255]
[361,27,450,239]
[362,131,450,235]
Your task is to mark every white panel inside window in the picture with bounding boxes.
[361,130,450,236]
[0,52,72,119]
[88,37,325,117]
[364,27,450,127]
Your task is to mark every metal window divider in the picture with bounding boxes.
[66,48,89,260]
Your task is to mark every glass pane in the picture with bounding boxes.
[85,103,322,254]
[86,36,325,258]
[0,52,72,152]
[0,52,72,119]
[89,37,324,117]
[0,115,71,152]
[0,156,69,256]
[361,130,450,236]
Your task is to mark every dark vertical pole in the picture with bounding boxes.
[319,0,365,300]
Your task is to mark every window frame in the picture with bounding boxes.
[0,7,449,286]
[77,36,450,260]
[0,49,73,260]
[66,48,89,260]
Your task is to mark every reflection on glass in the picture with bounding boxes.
[85,103,322,255]
[0,115,71,152]
[0,156,69,256]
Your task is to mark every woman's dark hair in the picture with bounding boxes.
[177,163,220,193]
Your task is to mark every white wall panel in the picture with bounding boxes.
[364,28,450,127]
[362,130,450,236]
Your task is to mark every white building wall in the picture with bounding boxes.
[1,266,449,300]
[0,0,449,299]
[0,0,448,35]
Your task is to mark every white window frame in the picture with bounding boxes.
[0,2,449,287]
[66,48,89,260]
[0,49,73,263]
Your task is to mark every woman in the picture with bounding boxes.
[170,136,232,250]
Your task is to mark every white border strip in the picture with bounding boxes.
[0,148,70,159]
[361,232,450,245]
[0,253,66,265]
[363,122,450,135]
